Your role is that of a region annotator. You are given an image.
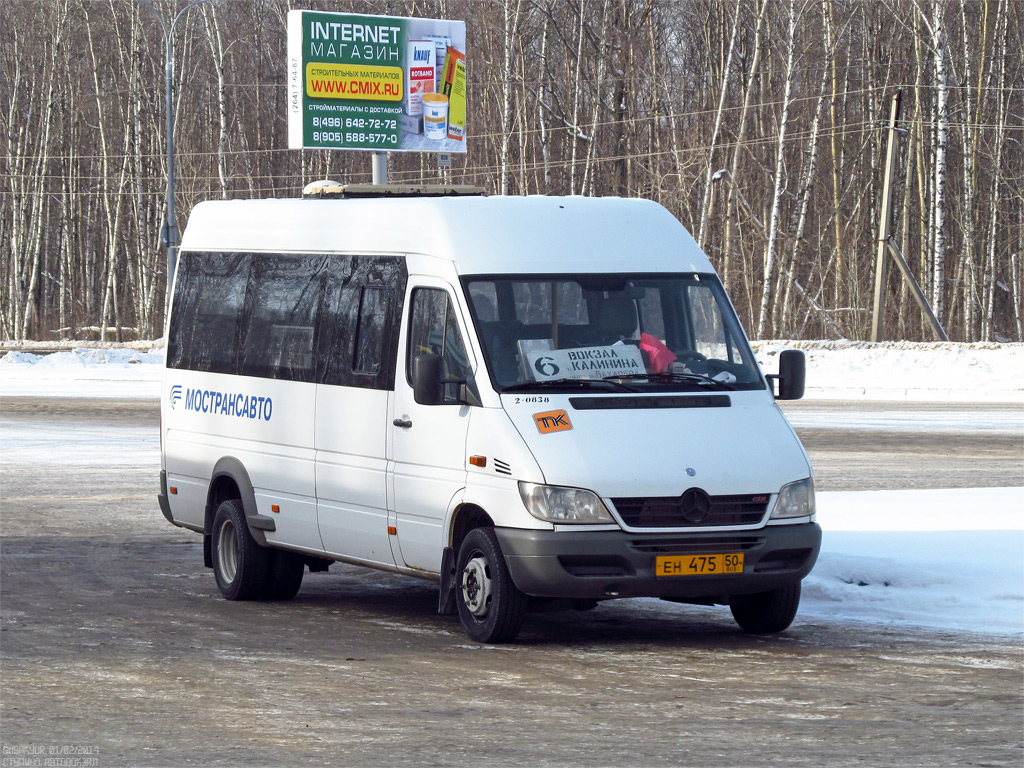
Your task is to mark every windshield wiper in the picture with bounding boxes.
[503,378,641,393]
[603,371,737,391]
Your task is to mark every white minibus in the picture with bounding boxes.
[159,186,820,643]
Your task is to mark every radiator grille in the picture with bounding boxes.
[612,492,769,529]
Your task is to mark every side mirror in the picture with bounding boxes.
[775,349,806,400]
[413,353,446,405]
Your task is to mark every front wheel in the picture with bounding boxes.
[455,528,528,643]
[264,550,305,600]
[211,499,271,600]
[730,583,801,634]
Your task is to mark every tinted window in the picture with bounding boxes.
[319,255,405,389]
[168,251,406,389]
[239,255,327,381]
[318,255,360,385]
[353,286,389,375]
[167,253,251,374]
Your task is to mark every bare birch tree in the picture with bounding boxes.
[756,0,798,338]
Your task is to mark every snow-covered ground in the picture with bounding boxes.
[803,488,1022,636]
[1,343,1022,637]
[0,346,163,398]
[754,340,1024,401]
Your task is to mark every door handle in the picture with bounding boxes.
[393,418,413,429]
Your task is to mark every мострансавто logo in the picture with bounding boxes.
[170,386,273,422]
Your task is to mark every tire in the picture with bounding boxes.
[730,583,801,634]
[455,528,528,643]
[211,499,271,600]
[263,550,305,600]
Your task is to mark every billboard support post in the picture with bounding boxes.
[372,152,388,185]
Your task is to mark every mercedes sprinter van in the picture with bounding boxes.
[158,187,820,643]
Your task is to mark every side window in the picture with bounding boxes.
[169,251,409,387]
[407,288,470,399]
[353,286,389,375]
[319,255,360,387]
[167,252,251,374]
[319,255,406,390]
[239,255,326,381]
[166,253,199,370]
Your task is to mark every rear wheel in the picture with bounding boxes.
[730,583,801,634]
[211,499,270,600]
[455,528,528,643]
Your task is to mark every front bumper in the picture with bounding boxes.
[496,523,821,600]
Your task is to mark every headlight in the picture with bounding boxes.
[771,478,816,519]
[519,482,615,524]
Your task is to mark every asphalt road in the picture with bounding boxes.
[1,397,1021,767]
[780,400,1024,491]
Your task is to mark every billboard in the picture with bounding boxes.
[287,10,467,153]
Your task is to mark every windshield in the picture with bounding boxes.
[462,273,765,393]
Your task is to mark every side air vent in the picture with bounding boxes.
[494,459,512,476]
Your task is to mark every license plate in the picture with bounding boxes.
[655,553,744,577]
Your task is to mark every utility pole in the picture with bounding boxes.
[870,90,948,342]
[138,0,217,322]
[870,91,902,343]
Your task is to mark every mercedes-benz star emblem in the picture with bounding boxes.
[680,488,712,524]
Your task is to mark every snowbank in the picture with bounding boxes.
[805,488,1024,636]
[754,340,1024,401]
[0,346,164,398]
[2,340,1023,402]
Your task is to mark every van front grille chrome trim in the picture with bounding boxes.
[612,493,769,529]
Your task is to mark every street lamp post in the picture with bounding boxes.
[138,0,216,316]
